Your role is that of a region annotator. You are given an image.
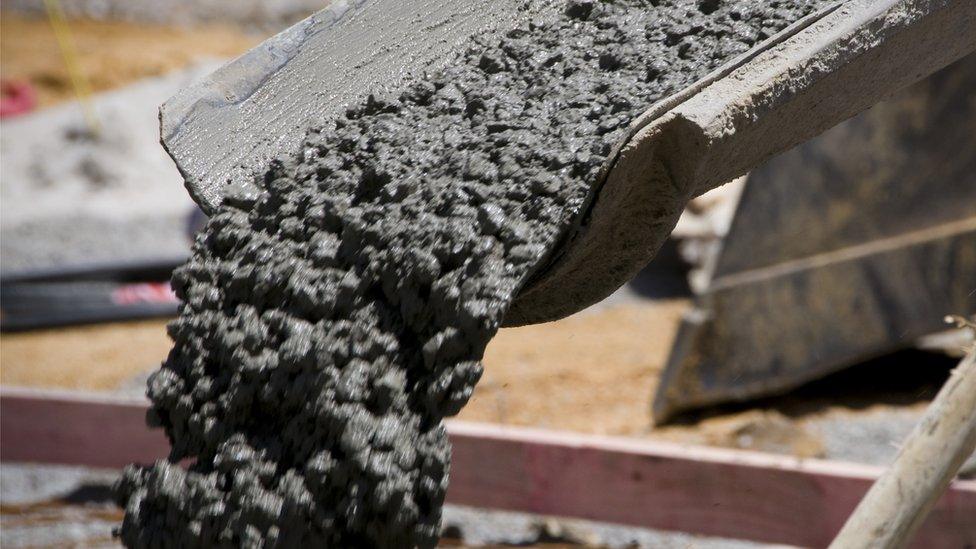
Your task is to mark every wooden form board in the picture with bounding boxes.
[2,387,974,547]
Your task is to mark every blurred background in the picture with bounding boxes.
[1,1,974,547]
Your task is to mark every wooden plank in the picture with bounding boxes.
[0,387,168,468]
[2,388,975,547]
[448,423,976,548]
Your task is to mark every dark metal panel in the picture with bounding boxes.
[714,55,976,275]
[655,56,976,422]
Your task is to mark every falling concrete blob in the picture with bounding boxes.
[115,0,832,546]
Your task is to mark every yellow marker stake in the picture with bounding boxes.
[43,0,101,135]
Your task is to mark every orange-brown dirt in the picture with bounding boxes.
[462,300,687,435]
[0,14,259,108]
[0,304,685,416]
[0,300,829,458]
[0,319,171,391]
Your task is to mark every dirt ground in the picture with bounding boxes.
[0,300,712,434]
[0,14,258,108]
[1,299,950,463]
[0,302,687,417]
[0,319,171,391]
[464,300,687,434]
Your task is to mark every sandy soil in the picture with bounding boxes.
[2,299,955,466]
[0,303,686,414]
[0,14,258,108]
[0,319,171,391]
[461,300,688,435]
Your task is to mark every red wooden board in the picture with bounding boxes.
[2,387,974,547]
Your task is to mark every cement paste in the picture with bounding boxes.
[116,0,831,546]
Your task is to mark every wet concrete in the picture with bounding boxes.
[116,0,833,546]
